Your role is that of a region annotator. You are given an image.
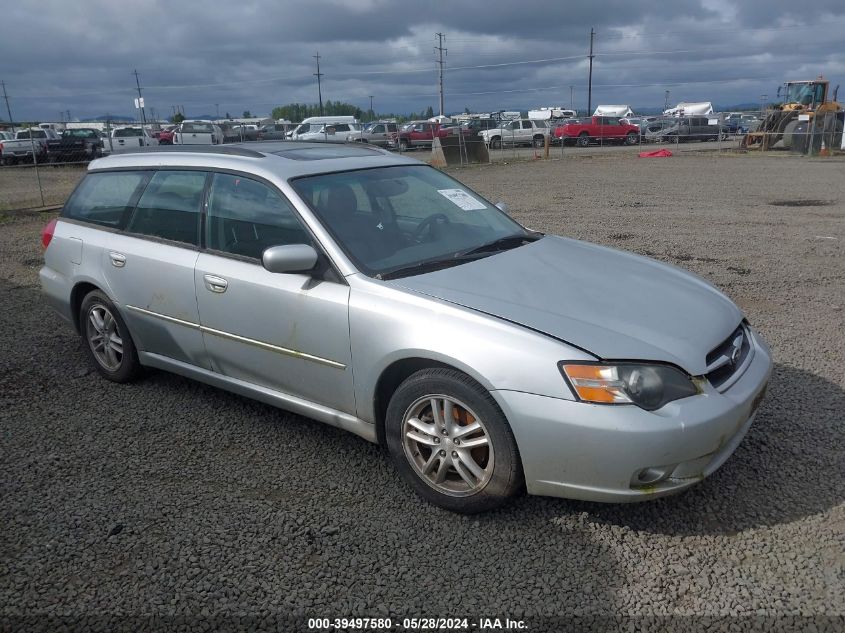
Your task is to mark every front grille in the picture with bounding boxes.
[705,324,751,389]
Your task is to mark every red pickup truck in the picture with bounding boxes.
[393,120,452,150]
[554,116,640,147]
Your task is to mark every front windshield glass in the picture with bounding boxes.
[292,165,529,277]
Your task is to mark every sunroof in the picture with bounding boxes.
[271,145,383,161]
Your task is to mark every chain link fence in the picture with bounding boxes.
[2,110,843,211]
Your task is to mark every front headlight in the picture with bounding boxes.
[559,362,700,411]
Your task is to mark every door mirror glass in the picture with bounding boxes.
[262,244,318,274]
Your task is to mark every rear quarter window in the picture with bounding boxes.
[62,171,150,228]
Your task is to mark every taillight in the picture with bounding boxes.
[41,218,58,250]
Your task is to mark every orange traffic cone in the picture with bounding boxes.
[820,137,829,157]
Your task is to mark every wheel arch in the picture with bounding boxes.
[372,355,493,446]
[70,281,103,333]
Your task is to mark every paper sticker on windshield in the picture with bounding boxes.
[437,189,486,211]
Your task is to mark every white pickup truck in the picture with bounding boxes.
[0,128,58,165]
[479,119,549,149]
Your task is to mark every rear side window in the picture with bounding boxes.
[206,173,311,260]
[127,170,207,246]
[62,171,149,228]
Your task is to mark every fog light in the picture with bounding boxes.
[631,466,671,487]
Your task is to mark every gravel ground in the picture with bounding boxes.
[1,152,843,632]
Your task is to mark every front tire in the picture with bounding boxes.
[79,290,141,383]
[489,136,502,149]
[533,135,545,148]
[399,139,409,151]
[625,132,638,145]
[385,368,523,513]
[577,133,590,147]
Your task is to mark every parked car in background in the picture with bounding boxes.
[110,126,159,150]
[155,128,175,145]
[723,114,761,135]
[392,120,456,150]
[480,119,550,149]
[647,116,723,142]
[222,124,261,143]
[460,118,500,134]
[1,128,57,165]
[40,142,772,513]
[346,121,399,147]
[259,123,296,141]
[554,116,640,147]
[289,116,360,140]
[47,128,106,163]
[173,120,223,145]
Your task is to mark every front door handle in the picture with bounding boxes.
[109,252,126,268]
[203,274,228,293]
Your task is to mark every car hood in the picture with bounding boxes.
[389,236,742,375]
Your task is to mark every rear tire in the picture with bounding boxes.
[386,368,523,513]
[533,135,545,148]
[79,290,141,383]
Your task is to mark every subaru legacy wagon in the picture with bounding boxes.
[40,143,772,513]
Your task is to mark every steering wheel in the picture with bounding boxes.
[413,213,451,242]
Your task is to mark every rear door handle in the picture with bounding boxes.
[203,274,228,293]
[109,252,126,268]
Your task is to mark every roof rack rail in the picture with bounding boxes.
[131,145,265,158]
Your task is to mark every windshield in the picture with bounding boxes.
[292,165,529,277]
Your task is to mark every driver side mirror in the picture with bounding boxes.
[262,244,318,274]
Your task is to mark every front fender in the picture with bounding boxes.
[348,277,590,423]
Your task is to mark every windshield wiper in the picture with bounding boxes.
[377,232,543,280]
[377,254,483,280]
[456,232,542,258]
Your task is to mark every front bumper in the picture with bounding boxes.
[492,328,773,502]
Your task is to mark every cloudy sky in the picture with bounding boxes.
[2,0,844,122]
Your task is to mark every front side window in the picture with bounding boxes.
[371,125,385,134]
[207,173,311,259]
[292,165,529,277]
[62,171,149,228]
[127,171,207,246]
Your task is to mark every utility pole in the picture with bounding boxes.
[369,95,374,118]
[569,86,574,111]
[133,69,148,127]
[1,80,15,133]
[664,90,670,113]
[587,28,595,116]
[435,33,447,117]
[760,94,767,116]
[215,103,220,119]
[313,53,324,116]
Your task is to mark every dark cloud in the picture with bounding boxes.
[0,0,843,121]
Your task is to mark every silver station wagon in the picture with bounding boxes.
[40,143,772,513]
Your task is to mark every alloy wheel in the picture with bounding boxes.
[401,395,494,497]
[86,304,124,371]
